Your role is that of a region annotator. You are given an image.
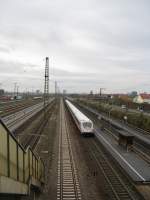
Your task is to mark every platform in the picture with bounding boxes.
[95,128,150,183]
[118,130,134,151]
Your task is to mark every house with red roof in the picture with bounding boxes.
[133,93,150,104]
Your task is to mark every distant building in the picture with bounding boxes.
[92,94,109,100]
[90,90,93,96]
[36,90,40,94]
[63,90,67,95]
[129,91,138,98]
[133,93,150,104]
[0,89,4,96]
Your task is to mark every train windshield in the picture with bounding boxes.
[83,122,92,129]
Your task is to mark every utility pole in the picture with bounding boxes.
[17,86,19,97]
[44,57,49,119]
[99,88,105,96]
[14,82,17,99]
[55,81,57,98]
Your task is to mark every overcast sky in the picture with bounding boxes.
[0,0,150,93]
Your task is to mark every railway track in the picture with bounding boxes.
[126,123,150,136]
[0,99,42,117]
[97,113,150,164]
[76,103,150,163]
[2,99,54,132]
[76,102,150,136]
[65,101,144,200]
[103,127,150,164]
[87,138,136,200]
[19,101,56,149]
[4,103,43,131]
[57,100,81,200]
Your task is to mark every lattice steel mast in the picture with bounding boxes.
[44,57,49,109]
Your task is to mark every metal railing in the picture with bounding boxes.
[0,118,44,186]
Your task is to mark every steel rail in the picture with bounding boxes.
[23,101,56,150]
[57,99,81,200]
[104,127,150,164]
[76,103,150,164]
[87,138,136,200]
[0,100,42,117]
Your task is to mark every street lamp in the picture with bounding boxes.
[124,115,127,124]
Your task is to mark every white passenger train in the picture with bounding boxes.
[65,100,94,135]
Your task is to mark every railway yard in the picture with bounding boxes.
[0,97,150,200]
[1,0,150,199]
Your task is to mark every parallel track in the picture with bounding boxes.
[23,101,56,150]
[4,103,43,131]
[66,101,143,200]
[57,100,81,200]
[77,103,150,163]
[87,138,136,200]
[0,99,42,117]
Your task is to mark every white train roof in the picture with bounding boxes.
[65,100,91,122]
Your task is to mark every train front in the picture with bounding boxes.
[81,120,94,135]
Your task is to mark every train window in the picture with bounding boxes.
[83,122,92,129]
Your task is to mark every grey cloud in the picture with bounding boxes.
[0,45,11,53]
[0,0,150,93]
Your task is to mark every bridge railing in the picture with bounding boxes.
[0,118,44,186]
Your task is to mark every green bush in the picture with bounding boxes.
[77,99,150,132]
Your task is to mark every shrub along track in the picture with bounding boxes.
[77,99,150,135]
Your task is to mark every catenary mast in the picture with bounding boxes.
[44,57,49,114]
